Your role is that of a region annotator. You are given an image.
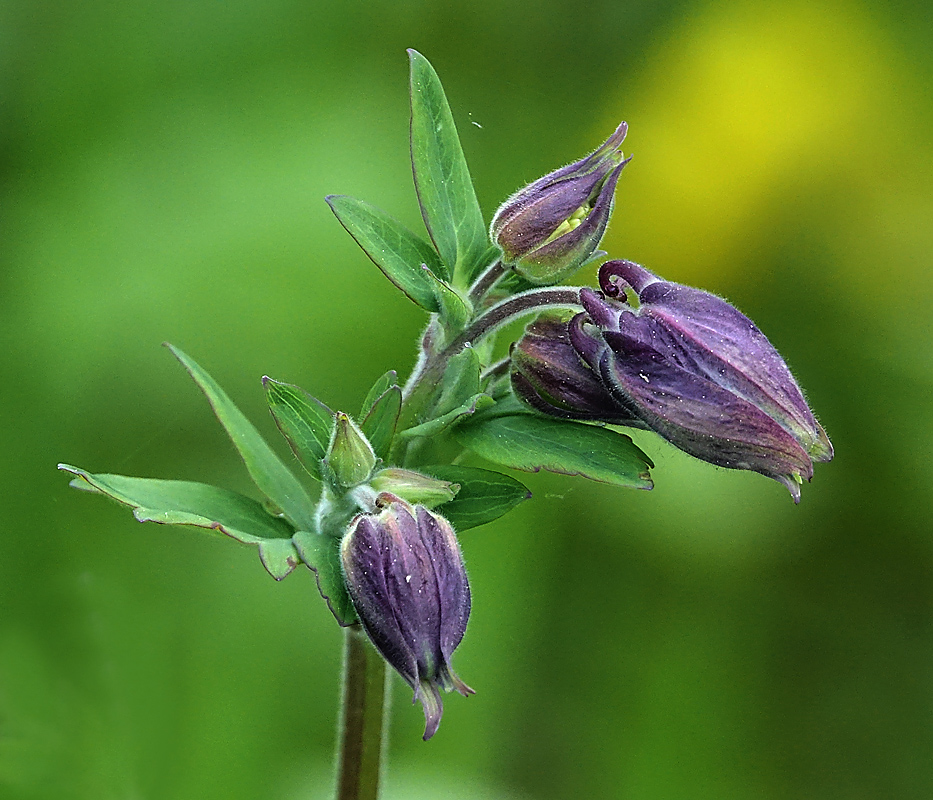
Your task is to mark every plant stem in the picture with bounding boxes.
[467,259,506,304]
[336,626,389,800]
[400,286,581,420]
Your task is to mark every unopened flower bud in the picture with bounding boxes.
[569,260,832,502]
[324,412,377,489]
[490,122,630,285]
[510,313,640,424]
[369,468,459,507]
[341,496,473,739]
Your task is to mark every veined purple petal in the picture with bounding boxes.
[491,122,629,236]
[525,158,629,269]
[598,329,814,502]
[598,261,833,462]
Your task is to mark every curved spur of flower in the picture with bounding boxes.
[490,122,631,285]
[341,496,473,740]
[572,260,833,502]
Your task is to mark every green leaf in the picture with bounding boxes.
[326,195,448,310]
[360,370,398,420]
[424,268,471,336]
[165,345,317,530]
[361,386,402,461]
[408,49,489,286]
[421,465,531,531]
[455,414,654,489]
[399,393,494,441]
[434,344,481,417]
[59,465,300,580]
[263,378,335,480]
[293,530,357,626]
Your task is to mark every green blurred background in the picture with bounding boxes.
[3,1,932,797]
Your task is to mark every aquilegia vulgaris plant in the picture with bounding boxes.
[59,50,832,800]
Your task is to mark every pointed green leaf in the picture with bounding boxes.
[264,377,334,480]
[408,49,489,286]
[326,195,447,310]
[455,414,654,489]
[293,530,357,626]
[165,345,316,530]
[361,386,402,461]
[434,344,481,418]
[399,393,494,441]
[424,268,471,336]
[360,370,398,420]
[59,465,300,580]
[421,465,531,531]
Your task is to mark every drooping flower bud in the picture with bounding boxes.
[341,495,473,740]
[324,412,377,489]
[510,312,641,424]
[490,122,630,285]
[567,260,832,502]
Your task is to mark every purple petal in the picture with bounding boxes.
[526,157,629,267]
[600,261,833,462]
[415,507,471,662]
[599,329,814,501]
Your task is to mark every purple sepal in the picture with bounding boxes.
[341,497,473,740]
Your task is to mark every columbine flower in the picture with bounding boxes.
[490,122,630,285]
[513,260,833,501]
[341,495,473,739]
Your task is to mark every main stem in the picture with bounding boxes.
[336,626,389,800]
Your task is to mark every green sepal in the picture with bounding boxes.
[360,386,402,462]
[421,464,532,531]
[293,530,357,626]
[263,377,335,480]
[399,393,494,441]
[360,370,398,420]
[325,413,377,489]
[325,195,448,309]
[166,345,316,530]
[369,467,459,508]
[58,465,300,580]
[455,414,654,489]
[408,49,489,286]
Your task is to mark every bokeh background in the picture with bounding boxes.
[3,1,932,797]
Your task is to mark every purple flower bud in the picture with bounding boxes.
[490,123,631,285]
[510,312,641,425]
[341,496,473,740]
[571,260,832,502]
